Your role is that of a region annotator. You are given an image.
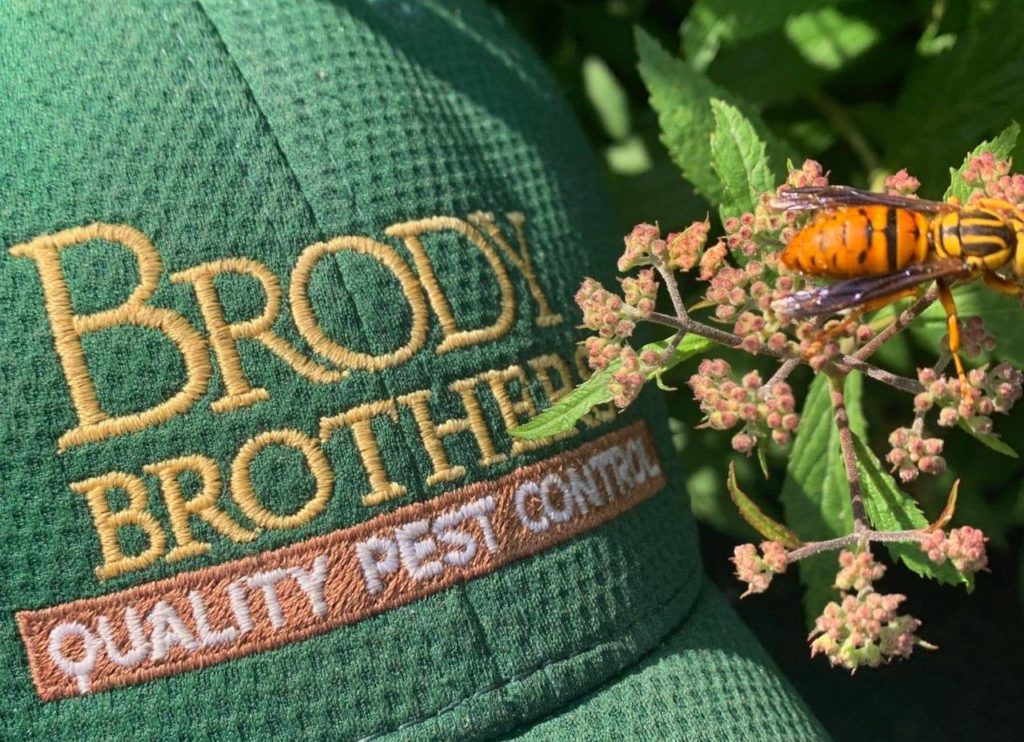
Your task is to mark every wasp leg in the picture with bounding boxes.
[972,197,1019,215]
[982,270,1023,296]
[801,289,919,360]
[936,280,969,391]
[803,310,865,358]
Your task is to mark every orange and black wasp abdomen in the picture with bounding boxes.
[781,206,931,278]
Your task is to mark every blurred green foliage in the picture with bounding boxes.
[496,0,1024,735]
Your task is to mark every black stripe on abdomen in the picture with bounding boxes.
[885,208,899,269]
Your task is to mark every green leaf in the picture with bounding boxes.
[727,462,803,547]
[888,0,1024,190]
[945,122,1020,202]
[957,419,1019,458]
[709,99,776,220]
[681,0,841,72]
[605,135,652,175]
[906,282,1024,367]
[851,432,973,589]
[779,372,865,625]
[582,55,631,141]
[784,6,882,71]
[510,334,715,440]
[635,28,791,203]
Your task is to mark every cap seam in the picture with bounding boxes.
[356,560,701,741]
[193,0,432,486]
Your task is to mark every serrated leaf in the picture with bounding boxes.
[635,29,791,203]
[727,462,803,547]
[945,122,1020,202]
[583,55,631,141]
[785,6,882,71]
[851,432,972,589]
[957,419,1019,458]
[510,334,715,440]
[780,372,865,626]
[710,99,776,220]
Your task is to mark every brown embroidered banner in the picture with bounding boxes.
[18,422,664,701]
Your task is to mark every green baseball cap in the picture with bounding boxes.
[0,1,824,738]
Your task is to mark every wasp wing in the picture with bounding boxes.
[772,185,955,214]
[772,259,970,320]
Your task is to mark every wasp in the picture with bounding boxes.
[771,185,1024,384]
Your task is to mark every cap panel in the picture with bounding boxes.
[512,581,827,741]
[0,1,745,739]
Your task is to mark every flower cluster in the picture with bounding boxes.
[705,262,771,322]
[618,223,662,272]
[809,550,924,671]
[884,168,921,197]
[576,266,664,408]
[688,359,799,453]
[886,426,946,483]
[919,526,989,574]
[786,158,829,189]
[665,219,712,272]
[834,549,887,592]
[576,278,633,341]
[914,364,1023,434]
[791,315,874,372]
[948,316,997,358]
[731,541,788,597]
[607,344,667,409]
[961,152,1024,209]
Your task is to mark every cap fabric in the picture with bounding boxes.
[0,1,824,738]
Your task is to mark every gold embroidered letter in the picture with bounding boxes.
[468,212,563,327]
[449,376,506,467]
[170,257,345,412]
[145,455,257,562]
[320,400,407,507]
[291,237,428,371]
[9,224,212,450]
[230,430,334,529]
[71,472,168,580]
[478,365,548,455]
[386,217,515,353]
[395,389,469,486]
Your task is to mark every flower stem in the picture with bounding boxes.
[853,286,939,362]
[829,373,868,534]
[655,262,690,321]
[786,528,925,563]
[762,358,801,398]
[646,311,924,395]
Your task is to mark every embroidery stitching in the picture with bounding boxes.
[17,423,663,701]
[290,235,430,371]
[9,212,566,453]
[386,217,516,353]
[170,257,347,410]
[9,223,213,450]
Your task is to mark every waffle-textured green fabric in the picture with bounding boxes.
[0,1,825,738]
